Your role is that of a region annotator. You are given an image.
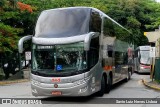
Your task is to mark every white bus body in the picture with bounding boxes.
[134,46,151,73]
[18,7,134,97]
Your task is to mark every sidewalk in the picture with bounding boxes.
[0,68,30,85]
[0,79,29,85]
[142,78,160,91]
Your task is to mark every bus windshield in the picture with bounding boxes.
[35,8,90,38]
[140,50,150,65]
[32,42,87,76]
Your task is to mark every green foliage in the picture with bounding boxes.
[104,0,159,46]
[0,0,160,53]
[155,79,160,84]
[127,16,141,28]
[0,23,23,52]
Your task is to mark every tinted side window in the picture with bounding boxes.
[107,45,113,57]
[112,22,131,65]
[88,36,99,68]
[134,49,138,57]
[103,18,115,37]
[90,11,102,33]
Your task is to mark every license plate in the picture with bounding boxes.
[51,91,62,95]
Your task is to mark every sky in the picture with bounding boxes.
[156,0,160,2]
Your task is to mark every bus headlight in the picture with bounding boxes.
[73,75,92,85]
[31,79,40,86]
[78,86,88,94]
[73,79,85,85]
[32,89,38,94]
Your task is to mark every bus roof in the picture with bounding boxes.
[34,7,130,38]
[32,7,131,45]
[35,7,91,38]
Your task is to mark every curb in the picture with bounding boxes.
[142,79,160,91]
[0,79,29,85]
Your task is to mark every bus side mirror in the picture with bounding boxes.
[18,35,32,78]
[18,35,32,53]
[84,32,99,51]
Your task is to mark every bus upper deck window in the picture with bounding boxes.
[107,45,113,57]
[90,10,101,33]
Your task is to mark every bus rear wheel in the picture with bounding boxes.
[105,76,112,93]
[96,76,105,97]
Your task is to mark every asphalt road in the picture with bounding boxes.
[0,73,160,107]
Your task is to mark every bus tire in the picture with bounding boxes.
[96,76,105,97]
[125,70,131,82]
[105,76,112,93]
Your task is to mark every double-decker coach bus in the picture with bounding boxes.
[18,7,134,97]
[134,46,151,73]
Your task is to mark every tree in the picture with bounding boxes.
[1,0,160,51]
[0,0,31,79]
[0,23,23,52]
[1,0,160,79]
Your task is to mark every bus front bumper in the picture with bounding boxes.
[31,80,97,97]
[139,68,150,73]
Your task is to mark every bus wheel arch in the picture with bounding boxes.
[103,73,107,92]
[105,71,112,93]
[96,73,106,96]
[109,72,113,85]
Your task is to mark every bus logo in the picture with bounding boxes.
[54,84,58,88]
[52,78,61,82]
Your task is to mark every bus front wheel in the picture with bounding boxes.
[96,76,105,96]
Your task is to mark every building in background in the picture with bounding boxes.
[145,26,160,46]
[145,26,160,79]
[145,26,160,56]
